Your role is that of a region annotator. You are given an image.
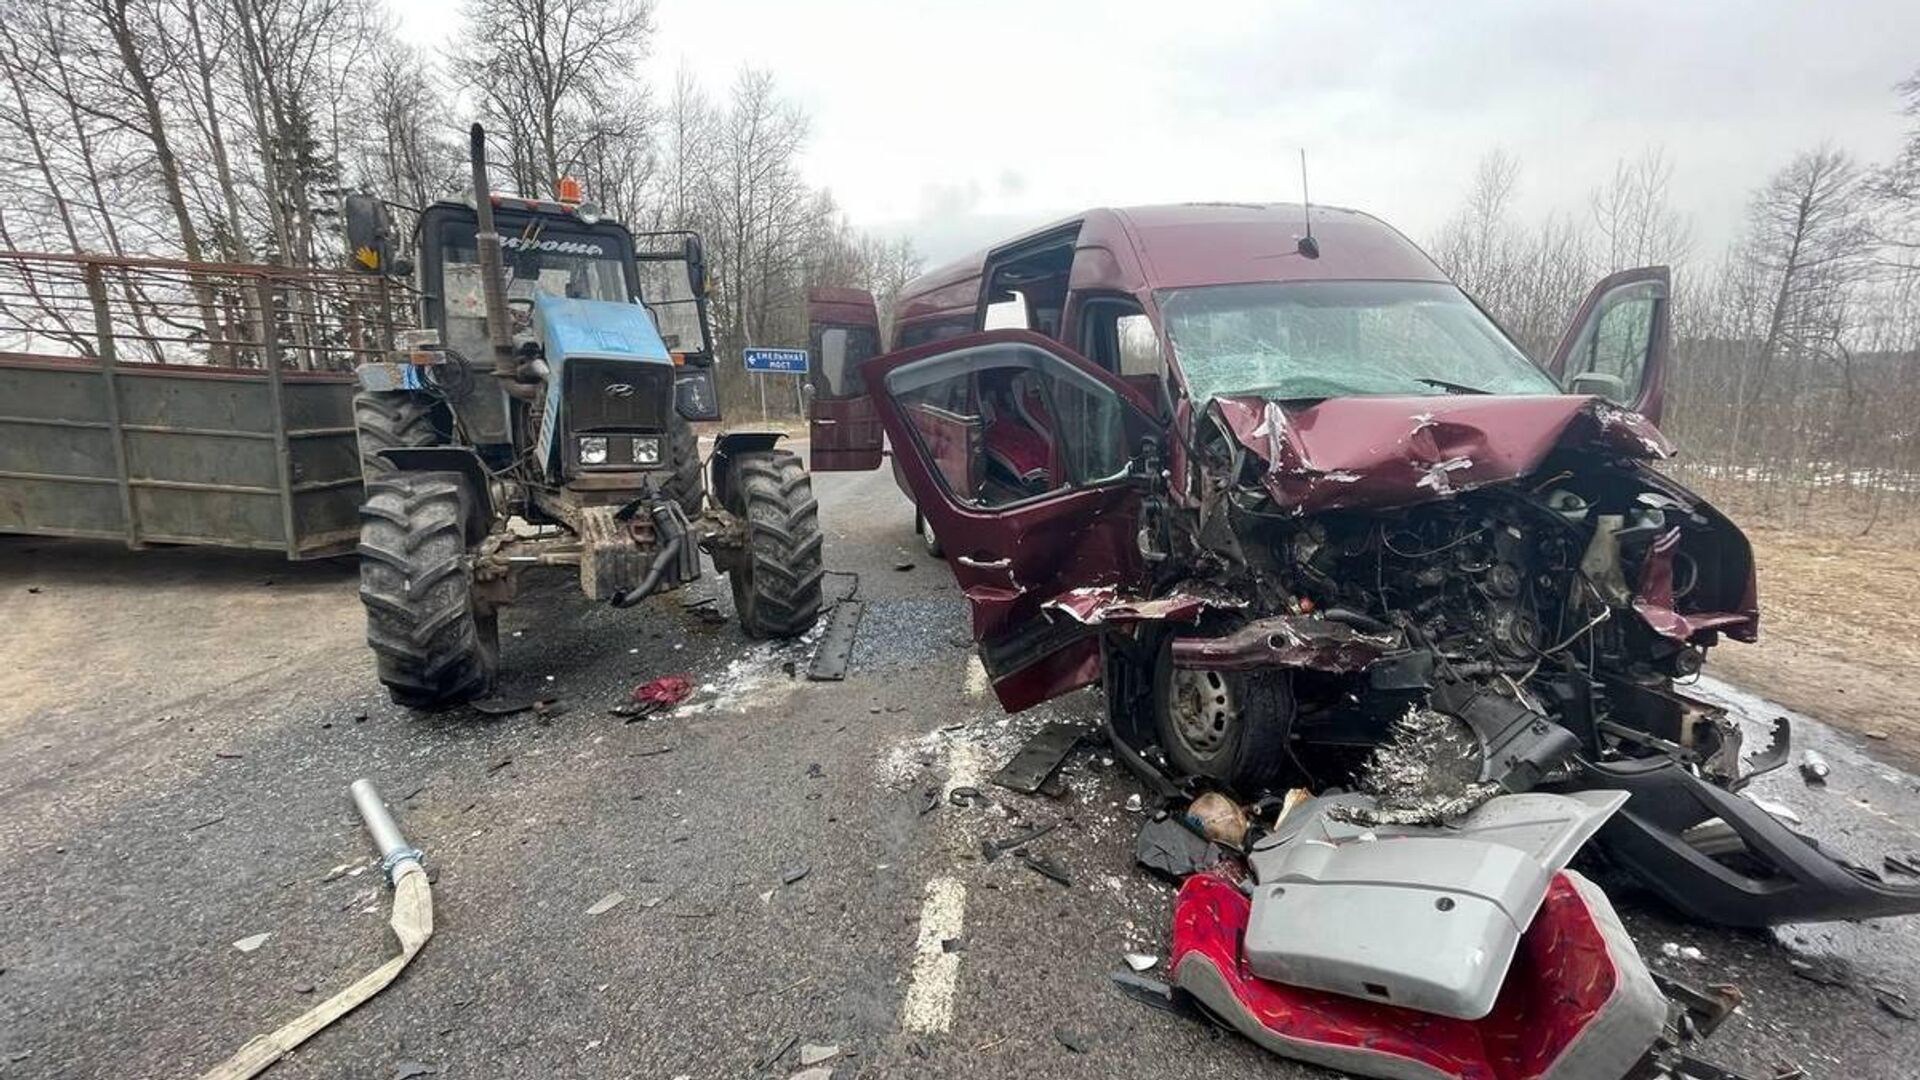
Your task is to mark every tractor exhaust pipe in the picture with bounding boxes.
[198,780,435,1080]
[468,124,530,396]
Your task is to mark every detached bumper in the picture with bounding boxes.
[1562,756,1920,927]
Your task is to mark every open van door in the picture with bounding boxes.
[1548,266,1671,425]
[807,287,885,471]
[863,329,1165,712]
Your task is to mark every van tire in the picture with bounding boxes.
[1152,637,1295,794]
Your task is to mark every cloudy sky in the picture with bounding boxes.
[393,0,1919,264]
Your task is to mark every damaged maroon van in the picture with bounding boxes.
[806,203,1920,927]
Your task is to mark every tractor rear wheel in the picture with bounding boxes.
[725,450,825,638]
[358,471,497,709]
[660,411,704,517]
[353,391,440,479]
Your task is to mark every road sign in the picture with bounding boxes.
[743,347,808,374]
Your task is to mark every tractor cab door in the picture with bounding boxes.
[864,330,1165,713]
[807,288,885,471]
[1547,266,1672,425]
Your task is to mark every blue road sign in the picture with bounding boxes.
[743,347,809,374]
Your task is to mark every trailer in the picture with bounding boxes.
[0,250,409,558]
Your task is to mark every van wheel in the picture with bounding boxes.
[725,450,825,638]
[1152,637,1294,793]
[358,472,497,709]
[915,508,943,558]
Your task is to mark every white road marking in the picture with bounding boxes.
[899,876,967,1034]
[964,655,990,699]
[944,739,985,799]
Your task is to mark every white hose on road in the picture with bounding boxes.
[198,780,434,1080]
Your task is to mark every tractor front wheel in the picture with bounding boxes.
[358,471,498,708]
[725,450,825,638]
[660,412,705,517]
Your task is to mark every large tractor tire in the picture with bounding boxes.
[358,471,498,709]
[353,391,439,479]
[660,412,705,517]
[725,449,825,638]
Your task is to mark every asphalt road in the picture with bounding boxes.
[3,452,1919,1079]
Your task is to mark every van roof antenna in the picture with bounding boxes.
[1296,148,1320,259]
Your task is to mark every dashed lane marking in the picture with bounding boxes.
[964,655,990,699]
[900,876,967,1033]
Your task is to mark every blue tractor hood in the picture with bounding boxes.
[530,293,676,475]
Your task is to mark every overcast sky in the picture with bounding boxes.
[392,0,1919,265]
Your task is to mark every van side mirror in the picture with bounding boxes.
[1568,371,1628,402]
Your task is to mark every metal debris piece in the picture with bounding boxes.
[1053,1026,1092,1053]
[1021,852,1072,887]
[782,865,811,886]
[1134,817,1222,880]
[806,600,865,682]
[991,722,1086,794]
[233,933,270,954]
[586,892,626,916]
[948,786,985,808]
[1871,982,1917,1021]
[797,1044,840,1066]
[1652,972,1743,1042]
[1787,957,1851,988]
[390,1063,435,1080]
[755,1033,799,1070]
[1798,750,1830,786]
[471,695,545,716]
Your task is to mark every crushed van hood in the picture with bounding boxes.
[1214,393,1673,514]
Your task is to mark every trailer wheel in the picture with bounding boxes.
[660,412,705,517]
[725,450,825,638]
[353,391,440,479]
[358,471,497,709]
[1152,637,1295,793]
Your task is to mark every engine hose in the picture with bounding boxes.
[198,780,432,1080]
[609,532,686,608]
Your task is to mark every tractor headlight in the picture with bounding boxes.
[578,436,609,465]
[631,436,662,465]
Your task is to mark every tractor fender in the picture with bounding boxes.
[708,431,787,511]
[376,447,495,545]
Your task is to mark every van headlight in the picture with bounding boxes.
[578,436,609,465]
[631,436,662,465]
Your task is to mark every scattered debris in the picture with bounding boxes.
[1798,750,1830,786]
[214,750,245,760]
[782,865,811,886]
[1110,971,1201,1019]
[947,786,985,808]
[990,722,1085,795]
[187,814,228,833]
[1661,942,1706,962]
[1124,793,1143,813]
[806,600,865,682]
[1866,730,1891,741]
[1124,953,1158,972]
[1873,983,1917,1021]
[756,1033,799,1070]
[1184,792,1249,849]
[941,937,967,954]
[1886,852,1920,877]
[1331,706,1499,827]
[232,933,271,954]
[390,1063,435,1079]
[471,694,549,717]
[893,559,915,572]
[586,893,626,917]
[797,1044,841,1067]
[1787,957,1852,988]
[991,821,1061,851]
[1021,851,1072,887]
[1052,1026,1093,1053]
[1134,817,1222,881]
[486,757,513,774]
[634,745,674,758]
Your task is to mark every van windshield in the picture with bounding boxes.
[1158,280,1559,403]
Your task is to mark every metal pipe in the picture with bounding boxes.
[609,531,686,608]
[467,124,518,387]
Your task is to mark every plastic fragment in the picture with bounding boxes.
[586,892,626,916]
[232,933,270,953]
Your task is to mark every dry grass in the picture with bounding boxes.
[1677,471,1920,771]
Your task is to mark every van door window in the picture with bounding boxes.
[1078,299,1165,377]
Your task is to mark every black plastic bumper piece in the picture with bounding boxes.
[1561,756,1920,927]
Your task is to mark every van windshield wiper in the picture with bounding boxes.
[1414,377,1492,395]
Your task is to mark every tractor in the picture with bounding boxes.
[341,124,824,708]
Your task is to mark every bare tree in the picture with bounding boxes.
[1590,147,1694,271]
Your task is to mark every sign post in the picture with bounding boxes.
[743,348,809,422]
